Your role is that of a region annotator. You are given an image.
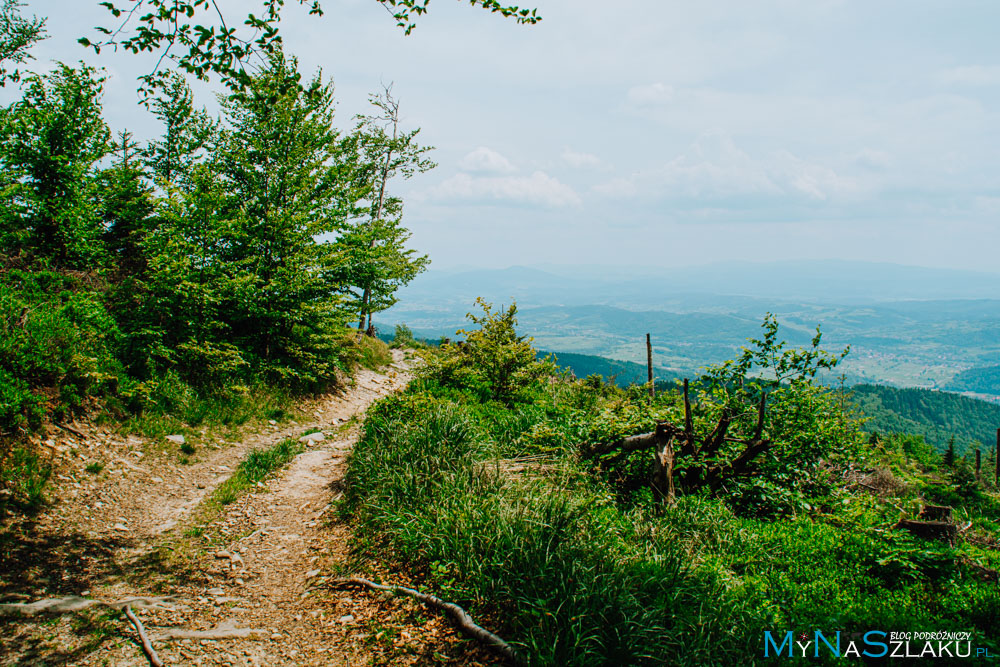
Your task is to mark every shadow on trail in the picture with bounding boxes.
[0,520,202,664]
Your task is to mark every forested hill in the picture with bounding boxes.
[945,365,1000,396]
[539,350,684,387]
[851,384,1000,454]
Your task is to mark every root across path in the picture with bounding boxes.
[1,350,504,666]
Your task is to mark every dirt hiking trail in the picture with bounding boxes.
[1,350,499,666]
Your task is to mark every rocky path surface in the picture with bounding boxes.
[1,350,499,666]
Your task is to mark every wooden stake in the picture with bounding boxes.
[646,333,654,401]
[995,428,999,486]
[976,448,982,479]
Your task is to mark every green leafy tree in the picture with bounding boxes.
[0,0,45,86]
[338,86,434,332]
[694,314,857,515]
[112,163,241,385]
[0,63,111,268]
[214,51,349,386]
[943,436,957,467]
[143,71,217,189]
[443,298,549,404]
[99,132,156,276]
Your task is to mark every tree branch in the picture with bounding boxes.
[331,577,519,664]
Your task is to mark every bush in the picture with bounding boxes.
[428,298,551,405]
[0,270,123,433]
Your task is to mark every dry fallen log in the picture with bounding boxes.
[580,388,770,500]
[332,577,519,664]
[124,605,164,667]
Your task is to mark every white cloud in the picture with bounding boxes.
[937,65,1000,87]
[626,82,675,106]
[458,147,516,174]
[561,149,602,169]
[656,131,782,198]
[429,171,582,208]
[597,132,866,204]
[853,148,892,170]
[592,177,638,198]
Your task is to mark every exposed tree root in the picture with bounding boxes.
[0,595,176,617]
[124,605,164,667]
[332,577,520,664]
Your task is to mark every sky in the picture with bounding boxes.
[9,0,1000,272]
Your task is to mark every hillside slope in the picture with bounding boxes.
[851,384,1000,454]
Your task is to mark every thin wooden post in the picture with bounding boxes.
[646,334,654,401]
[976,448,982,479]
[995,428,999,486]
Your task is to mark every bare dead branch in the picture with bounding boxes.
[332,577,519,664]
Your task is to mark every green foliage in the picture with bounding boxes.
[0,41,429,514]
[143,71,216,189]
[345,339,1000,665]
[392,323,413,347]
[853,383,1000,454]
[0,0,45,86]
[87,0,539,93]
[334,87,432,331]
[946,364,1000,396]
[660,314,864,516]
[356,335,392,371]
[213,52,351,388]
[0,270,122,434]
[0,446,50,513]
[211,438,303,506]
[0,63,110,267]
[429,297,551,405]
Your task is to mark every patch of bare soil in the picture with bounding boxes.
[1,350,502,666]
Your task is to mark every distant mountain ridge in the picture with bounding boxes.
[395,261,1000,308]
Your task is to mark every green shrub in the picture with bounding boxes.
[0,270,123,433]
[428,298,552,405]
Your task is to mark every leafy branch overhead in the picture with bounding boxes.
[82,0,540,93]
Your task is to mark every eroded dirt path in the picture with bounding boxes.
[1,351,499,666]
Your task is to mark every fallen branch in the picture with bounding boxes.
[53,422,87,439]
[332,577,519,664]
[124,605,163,667]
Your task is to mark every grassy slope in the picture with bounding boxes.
[344,372,1000,665]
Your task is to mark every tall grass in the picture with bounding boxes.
[344,399,755,665]
[344,384,1000,665]
[355,335,392,371]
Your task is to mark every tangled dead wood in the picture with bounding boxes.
[581,380,771,503]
